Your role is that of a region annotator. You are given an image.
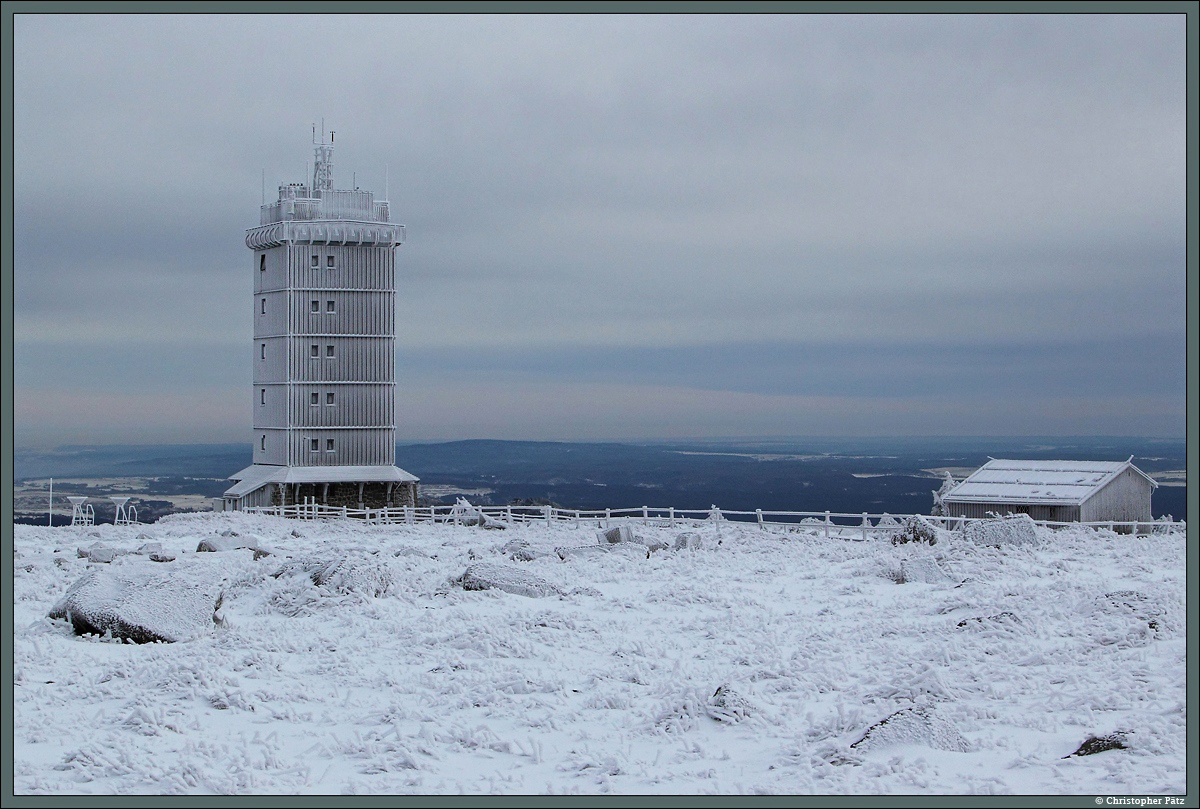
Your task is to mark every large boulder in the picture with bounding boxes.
[458,563,560,598]
[851,706,970,753]
[48,567,222,643]
[962,514,1038,547]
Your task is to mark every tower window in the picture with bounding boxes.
[260,343,266,360]
[260,298,266,314]
[260,389,266,406]
[311,300,320,313]
[260,435,266,451]
[326,344,335,357]
[310,392,319,406]
[326,300,335,313]
[326,392,335,405]
[259,255,266,272]
[310,438,319,452]
[326,438,335,452]
[311,255,319,268]
[326,255,335,268]
[310,344,319,358]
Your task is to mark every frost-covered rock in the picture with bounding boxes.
[674,532,704,551]
[500,538,550,561]
[77,543,126,563]
[850,706,970,753]
[597,525,633,545]
[706,685,752,724]
[137,542,163,555]
[596,525,667,554]
[458,563,559,598]
[1066,731,1128,757]
[273,556,393,597]
[555,544,604,560]
[311,558,393,597]
[890,515,941,546]
[899,554,952,584]
[48,567,223,643]
[197,535,259,553]
[962,514,1038,547]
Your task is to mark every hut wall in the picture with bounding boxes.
[1080,468,1153,523]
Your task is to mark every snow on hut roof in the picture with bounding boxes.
[943,459,1155,506]
[225,464,419,497]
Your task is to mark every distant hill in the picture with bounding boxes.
[14,437,1186,521]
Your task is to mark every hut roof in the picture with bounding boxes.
[943,459,1156,506]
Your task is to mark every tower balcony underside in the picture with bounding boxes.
[247,220,404,250]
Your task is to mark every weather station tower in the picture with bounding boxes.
[223,129,418,511]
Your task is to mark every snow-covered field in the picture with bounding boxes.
[11,512,1187,795]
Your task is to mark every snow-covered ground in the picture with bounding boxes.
[12,512,1187,795]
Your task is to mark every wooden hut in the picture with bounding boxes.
[942,459,1155,526]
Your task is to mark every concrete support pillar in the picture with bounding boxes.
[357,481,365,509]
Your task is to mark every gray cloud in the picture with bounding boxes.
[12,13,1187,445]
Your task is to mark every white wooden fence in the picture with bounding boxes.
[242,499,1186,538]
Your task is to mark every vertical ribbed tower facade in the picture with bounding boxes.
[223,131,418,510]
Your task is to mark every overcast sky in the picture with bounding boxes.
[12,13,1188,447]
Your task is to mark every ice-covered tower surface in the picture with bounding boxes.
[223,130,418,511]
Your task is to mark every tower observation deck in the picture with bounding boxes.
[223,130,418,511]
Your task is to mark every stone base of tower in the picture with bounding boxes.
[221,464,419,512]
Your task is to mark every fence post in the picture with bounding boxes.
[506,505,512,522]
[575,509,580,529]
[824,511,830,539]
[642,506,648,525]
[545,504,552,525]
[756,509,764,530]
[862,512,869,541]
[605,508,611,529]
[669,507,675,527]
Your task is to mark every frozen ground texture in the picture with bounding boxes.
[12,512,1187,795]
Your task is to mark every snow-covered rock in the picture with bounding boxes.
[963,514,1038,547]
[458,563,559,598]
[674,532,705,551]
[899,554,952,584]
[48,566,222,643]
[851,706,970,753]
[1067,731,1128,757]
[597,525,633,545]
[197,535,259,553]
